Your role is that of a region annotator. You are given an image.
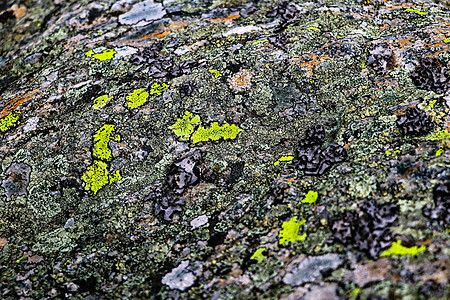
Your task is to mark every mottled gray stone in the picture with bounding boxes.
[283,254,342,286]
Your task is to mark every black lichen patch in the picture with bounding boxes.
[268,33,291,51]
[148,56,196,78]
[266,2,298,21]
[129,43,162,65]
[1,162,32,202]
[291,126,346,176]
[410,57,449,94]
[145,150,203,221]
[367,44,395,76]
[146,186,185,221]
[422,182,450,227]
[167,150,202,195]
[396,106,434,136]
[179,81,197,98]
[227,161,245,185]
[330,200,399,259]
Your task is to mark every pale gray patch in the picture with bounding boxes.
[118,0,166,25]
[162,260,196,291]
[283,254,342,286]
[1,162,32,202]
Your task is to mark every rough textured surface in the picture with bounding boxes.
[0,0,449,299]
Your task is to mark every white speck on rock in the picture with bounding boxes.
[23,117,39,133]
[283,254,342,286]
[114,46,138,59]
[190,215,209,229]
[118,0,166,25]
[223,25,261,37]
[162,260,196,291]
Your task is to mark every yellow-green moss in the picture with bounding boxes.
[92,95,113,110]
[85,49,117,61]
[302,190,318,204]
[279,217,307,245]
[444,38,450,44]
[169,111,201,141]
[81,160,122,194]
[126,88,149,109]
[93,124,120,161]
[250,248,267,263]
[150,82,169,96]
[380,240,426,257]
[0,111,21,132]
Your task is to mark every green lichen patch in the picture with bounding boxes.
[302,190,318,204]
[169,111,201,141]
[126,88,149,109]
[150,82,169,96]
[404,8,426,16]
[81,160,122,195]
[85,49,117,61]
[93,124,120,161]
[209,69,222,78]
[192,122,243,144]
[380,240,426,257]
[279,217,307,245]
[0,111,21,132]
[250,248,267,263]
[274,155,294,166]
[92,95,113,110]
[424,129,450,141]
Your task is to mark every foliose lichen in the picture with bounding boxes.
[291,125,347,176]
[380,240,426,257]
[250,248,267,263]
[126,88,149,109]
[279,216,307,245]
[330,200,398,259]
[410,57,449,94]
[92,95,112,110]
[396,106,434,136]
[168,111,201,141]
[81,160,121,195]
[93,124,120,161]
[85,49,117,61]
[0,111,21,132]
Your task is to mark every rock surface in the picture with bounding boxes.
[0,0,449,298]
